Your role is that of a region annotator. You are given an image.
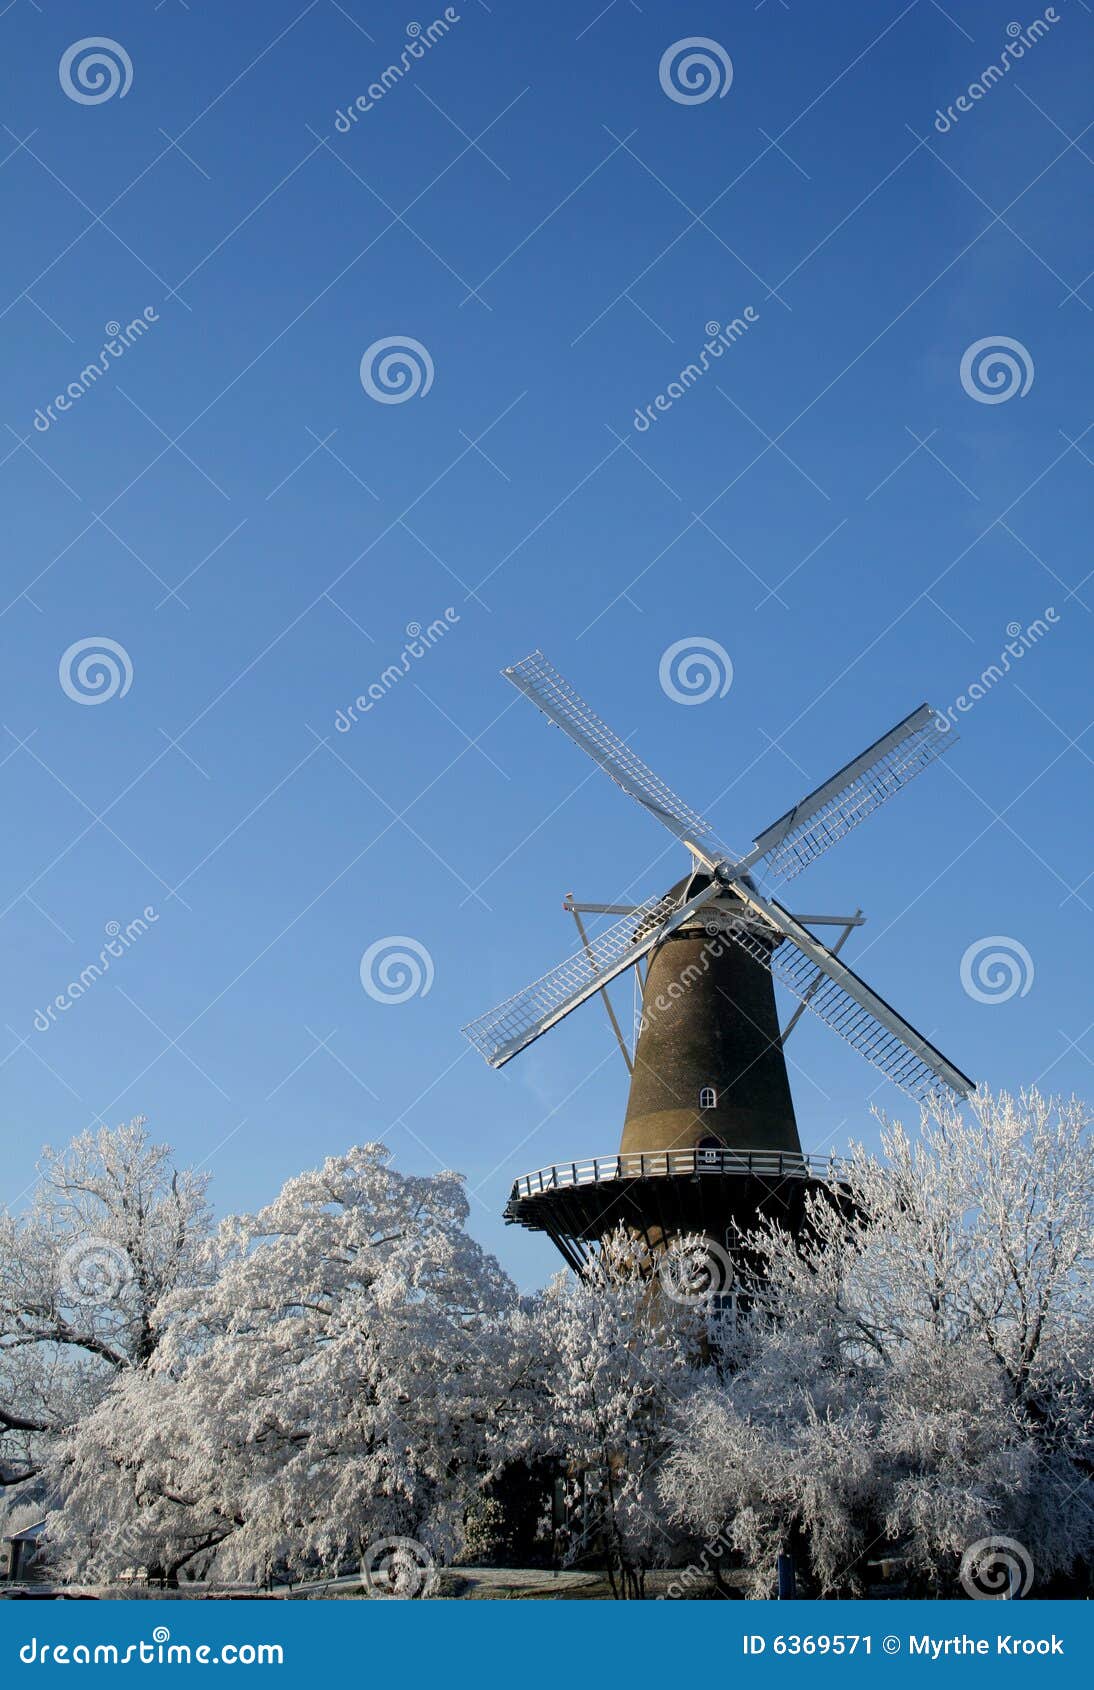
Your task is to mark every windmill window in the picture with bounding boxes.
[699,1086,717,1109]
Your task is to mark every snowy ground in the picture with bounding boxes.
[1,1568,726,1601]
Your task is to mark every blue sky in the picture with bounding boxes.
[1,0,1091,1288]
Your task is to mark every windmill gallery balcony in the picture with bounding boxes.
[504,1147,843,1272]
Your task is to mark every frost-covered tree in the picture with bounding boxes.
[522,1232,701,1598]
[54,1144,521,1585]
[0,1120,211,1492]
[660,1089,1094,1597]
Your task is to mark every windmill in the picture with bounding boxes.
[462,651,974,1272]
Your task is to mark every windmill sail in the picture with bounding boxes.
[468,653,973,1102]
[725,886,974,1104]
[463,882,720,1068]
[504,651,734,864]
[750,705,953,885]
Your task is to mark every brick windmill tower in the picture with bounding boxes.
[463,653,973,1277]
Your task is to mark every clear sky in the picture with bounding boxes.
[1,0,1091,1288]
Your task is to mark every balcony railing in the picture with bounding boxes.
[509,1147,840,1201]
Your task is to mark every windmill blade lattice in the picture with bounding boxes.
[723,888,974,1103]
[504,651,734,864]
[750,704,954,886]
[463,889,685,1069]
